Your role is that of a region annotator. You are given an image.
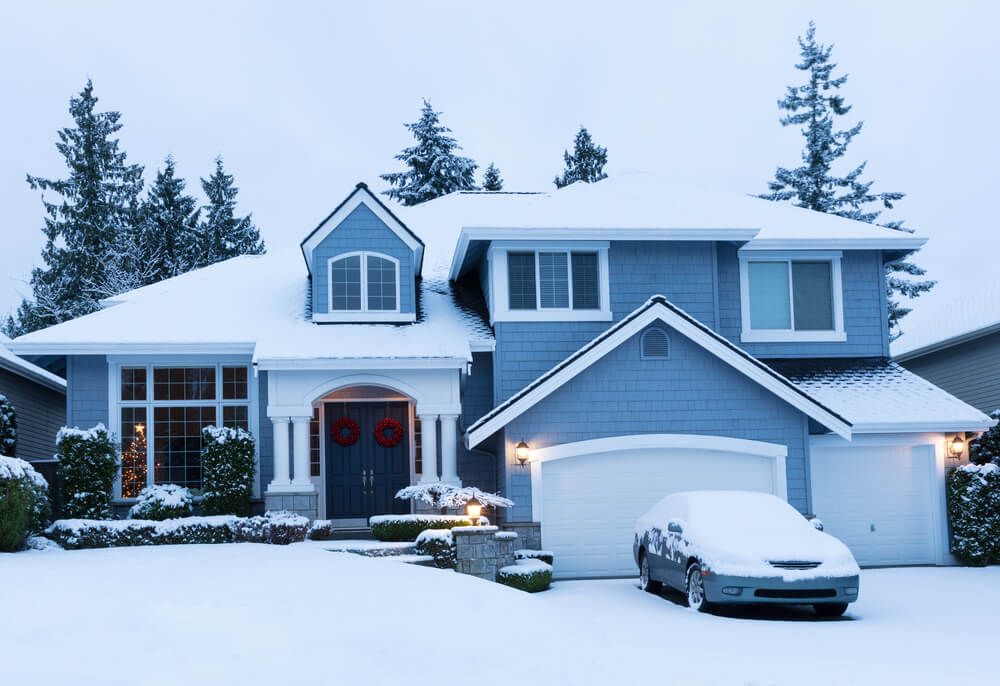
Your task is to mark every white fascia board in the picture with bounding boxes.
[7,342,256,356]
[312,312,416,324]
[741,237,927,251]
[254,357,469,371]
[851,420,996,434]
[0,358,66,392]
[469,340,496,352]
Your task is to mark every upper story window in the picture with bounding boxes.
[493,244,611,322]
[739,251,845,343]
[328,251,399,314]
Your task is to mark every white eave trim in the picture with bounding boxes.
[8,342,257,356]
[469,340,496,352]
[313,312,416,324]
[0,357,66,392]
[850,420,996,434]
[531,433,788,463]
[464,296,852,449]
[741,237,927,251]
[253,357,469,371]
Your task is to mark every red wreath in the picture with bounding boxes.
[331,416,361,447]
[374,417,405,448]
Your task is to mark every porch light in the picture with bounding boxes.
[949,435,965,458]
[466,496,482,522]
[515,440,531,466]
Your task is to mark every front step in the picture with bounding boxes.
[326,527,373,540]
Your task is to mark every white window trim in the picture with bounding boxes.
[738,250,845,343]
[488,242,612,323]
[322,251,407,322]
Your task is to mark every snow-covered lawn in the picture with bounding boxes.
[2,544,996,685]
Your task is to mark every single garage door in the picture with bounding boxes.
[810,443,939,566]
[538,440,782,579]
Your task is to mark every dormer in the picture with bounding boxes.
[300,183,424,323]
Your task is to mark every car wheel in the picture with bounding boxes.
[814,603,849,618]
[686,562,710,612]
[639,552,662,594]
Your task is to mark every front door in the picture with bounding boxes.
[325,402,411,519]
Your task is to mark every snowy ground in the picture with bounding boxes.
[2,544,995,686]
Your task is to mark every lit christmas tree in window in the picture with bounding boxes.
[121,422,147,497]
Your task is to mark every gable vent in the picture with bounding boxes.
[641,328,670,359]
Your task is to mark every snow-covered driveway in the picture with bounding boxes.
[2,544,995,686]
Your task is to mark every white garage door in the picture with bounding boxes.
[810,443,939,566]
[538,440,781,579]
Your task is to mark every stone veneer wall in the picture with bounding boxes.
[501,522,541,550]
[264,492,318,521]
[453,526,517,581]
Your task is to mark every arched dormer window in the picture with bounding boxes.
[641,327,670,360]
[329,251,399,313]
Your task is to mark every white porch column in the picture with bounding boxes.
[269,417,291,489]
[291,416,315,490]
[418,414,439,483]
[439,414,460,486]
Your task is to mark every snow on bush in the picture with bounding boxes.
[497,559,553,593]
[969,410,1000,465]
[0,455,51,551]
[415,528,456,569]
[946,463,1000,566]
[395,482,515,513]
[128,484,193,521]
[515,549,554,565]
[57,424,117,519]
[307,519,336,541]
[0,394,16,456]
[200,426,256,517]
[369,513,488,542]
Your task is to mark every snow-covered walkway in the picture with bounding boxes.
[2,543,994,685]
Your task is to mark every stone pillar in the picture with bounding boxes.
[269,417,290,488]
[439,414,460,486]
[418,413,439,483]
[454,526,518,582]
[291,416,314,490]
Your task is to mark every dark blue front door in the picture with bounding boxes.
[325,402,410,519]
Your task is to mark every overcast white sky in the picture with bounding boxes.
[1,1,997,330]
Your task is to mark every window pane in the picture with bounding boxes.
[121,367,147,402]
[748,261,791,329]
[792,261,834,331]
[222,366,248,400]
[366,255,397,311]
[538,252,569,308]
[310,406,321,477]
[508,252,537,310]
[153,405,215,490]
[120,407,148,498]
[331,255,362,311]
[571,253,599,310]
[153,367,215,401]
[222,405,249,431]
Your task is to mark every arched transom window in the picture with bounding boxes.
[329,251,400,313]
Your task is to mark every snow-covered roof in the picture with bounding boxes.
[0,332,66,391]
[769,359,993,433]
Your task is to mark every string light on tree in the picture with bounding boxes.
[121,422,147,498]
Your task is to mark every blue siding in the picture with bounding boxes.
[311,204,415,315]
[899,331,1000,415]
[66,355,108,429]
[462,352,494,427]
[501,325,811,521]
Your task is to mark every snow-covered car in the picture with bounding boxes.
[633,491,860,617]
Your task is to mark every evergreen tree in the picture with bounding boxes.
[197,157,264,266]
[554,126,608,188]
[138,156,201,282]
[760,22,934,337]
[970,411,1000,465]
[482,162,503,191]
[6,80,144,336]
[381,99,478,205]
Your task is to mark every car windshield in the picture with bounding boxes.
[685,491,810,537]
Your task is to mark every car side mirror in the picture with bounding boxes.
[667,521,683,534]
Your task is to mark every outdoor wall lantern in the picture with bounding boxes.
[949,435,965,458]
[515,440,531,467]
[466,496,482,522]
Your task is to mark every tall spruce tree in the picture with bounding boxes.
[197,157,264,266]
[760,22,934,336]
[4,80,144,336]
[554,126,608,188]
[482,162,503,191]
[381,99,478,205]
[139,156,201,283]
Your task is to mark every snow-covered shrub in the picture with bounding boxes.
[0,455,51,551]
[946,463,1000,565]
[369,513,488,542]
[395,482,515,514]
[497,559,553,593]
[514,549,554,565]
[57,424,117,519]
[128,484,193,521]
[970,411,1000,465]
[415,528,456,569]
[200,426,256,517]
[0,394,16,457]
[262,511,309,545]
[307,519,336,540]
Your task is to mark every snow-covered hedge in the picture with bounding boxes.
[0,394,16,457]
[44,511,309,550]
[497,559,553,593]
[128,484,193,521]
[57,424,117,519]
[200,426,256,517]
[947,463,1000,566]
[415,528,456,569]
[515,549,554,565]
[369,513,488,542]
[0,455,51,552]
[307,519,336,540]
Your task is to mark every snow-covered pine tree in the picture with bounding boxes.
[196,157,264,266]
[970,411,1000,465]
[5,80,144,336]
[482,162,504,191]
[381,99,478,205]
[138,156,201,283]
[759,22,934,337]
[554,126,608,188]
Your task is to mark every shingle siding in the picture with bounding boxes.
[66,355,108,430]
[899,331,1000,415]
[0,368,65,462]
[463,352,494,427]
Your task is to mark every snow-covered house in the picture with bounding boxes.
[9,174,992,577]
[0,332,66,462]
